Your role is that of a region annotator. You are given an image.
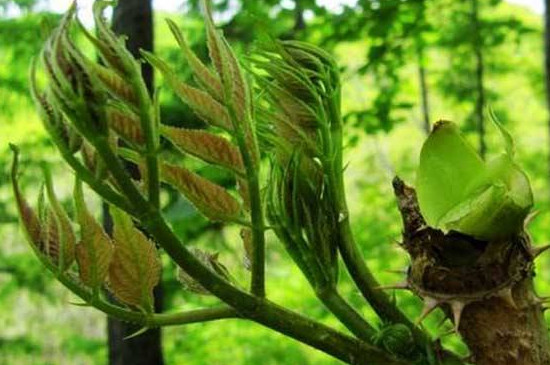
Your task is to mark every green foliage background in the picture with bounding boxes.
[0,0,549,364]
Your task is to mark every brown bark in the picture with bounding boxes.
[392,177,550,365]
[460,279,550,365]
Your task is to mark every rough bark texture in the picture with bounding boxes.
[392,177,550,365]
[106,1,164,364]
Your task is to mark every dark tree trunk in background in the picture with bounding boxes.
[471,0,487,159]
[294,0,306,32]
[104,1,165,364]
[416,43,431,134]
[544,0,550,197]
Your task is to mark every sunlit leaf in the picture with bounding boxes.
[161,125,243,174]
[416,120,533,240]
[161,163,241,222]
[109,208,161,311]
[74,180,113,291]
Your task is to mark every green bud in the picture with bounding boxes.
[416,119,533,241]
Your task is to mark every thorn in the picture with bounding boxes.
[496,288,517,309]
[124,326,149,340]
[415,297,439,325]
[374,281,409,291]
[524,210,540,228]
[530,244,550,259]
[531,293,550,305]
[69,301,91,307]
[451,301,466,332]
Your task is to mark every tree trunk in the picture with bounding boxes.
[544,0,550,198]
[393,178,550,365]
[105,1,164,364]
[294,0,306,33]
[417,43,431,134]
[471,0,487,159]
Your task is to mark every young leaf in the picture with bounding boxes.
[201,0,249,120]
[43,167,76,270]
[161,125,244,174]
[416,120,533,240]
[10,145,42,251]
[165,18,223,102]
[161,163,241,222]
[107,104,144,145]
[141,51,232,131]
[416,121,487,227]
[92,63,138,105]
[109,208,161,311]
[90,1,138,76]
[74,180,114,291]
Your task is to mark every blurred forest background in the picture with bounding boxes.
[1,0,550,364]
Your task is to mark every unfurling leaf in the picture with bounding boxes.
[201,0,249,120]
[92,63,137,105]
[89,1,138,76]
[161,125,243,174]
[30,60,82,154]
[11,145,42,250]
[109,208,161,311]
[162,163,241,222]
[11,146,77,271]
[74,180,113,291]
[40,5,109,137]
[177,248,231,294]
[165,18,223,102]
[81,141,111,181]
[43,167,76,270]
[416,120,533,241]
[107,105,144,145]
[141,51,232,131]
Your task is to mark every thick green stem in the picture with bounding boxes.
[226,102,266,297]
[130,71,160,209]
[138,208,406,365]
[83,112,408,364]
[325,89,428,347]
[317,288,376,342]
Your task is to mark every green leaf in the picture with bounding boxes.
[416,120,533,240]
[416,121,487,226]
[74,180,114,292]
[109,208,161,312]
[43,166,76,270]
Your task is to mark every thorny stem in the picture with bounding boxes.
[136,208,407,365]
